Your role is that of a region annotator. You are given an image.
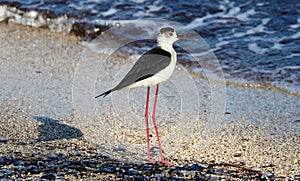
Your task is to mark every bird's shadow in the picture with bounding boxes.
[34,116,83,142]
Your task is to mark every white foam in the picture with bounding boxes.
[278,31,300,46]
[236,9,255,21]
[285,53,300,59]
[256,2,270,6]
[186,12,225,29]
[87,0,106,2]
[0,5,7,21]
[228,7,240,16]
[147,5,163,12]
[101,8,118,17]
[24,10,38,18]
[248,43,268,54]
[244,20,272,35]
[291,31,300,39]
[272,42,283,50]
[132,11,148,17]
[49,16,73,33]
[129,0,146,3]
[215,40,231,48]
[186,17,206,29]
[290,24,299,29]
[119,4,163,18]
[283,66,300,70]
[218,4,227,11]
[248,43,260,53]
[261,18,271,25]
[0,5,72,33]
[233,32,247,38]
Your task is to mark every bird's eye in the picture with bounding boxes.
[169,32,173,36]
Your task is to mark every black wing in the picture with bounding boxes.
[113,47,171,91]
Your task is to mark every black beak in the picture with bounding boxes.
[177,34,192,40]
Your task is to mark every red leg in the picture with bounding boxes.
[152,84,173,166]
[145,86,155,163]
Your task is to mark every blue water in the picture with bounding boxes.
[0,0,299,94]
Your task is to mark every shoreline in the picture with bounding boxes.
[0,23,299,180]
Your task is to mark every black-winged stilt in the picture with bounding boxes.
[95,27,179,165]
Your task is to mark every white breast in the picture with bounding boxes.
[128,47,177,89]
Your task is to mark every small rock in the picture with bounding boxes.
[233,152,242,157]
[150,146,160,153]
[194,172,205,179]
[17,141,26,145]
[113,145,126,152]
[4,169,12,177]
[189,163,204,171]
[216,169,223,175]
[56,179,67,181]
[13,160,24,166]
[170,169,183,176]
[29,167,40,174]
[206,168,215,174]
[154,173,162,179]
[126,168,139,175]
[75,152,81,156]
[0,136,7,143]
[142,164,153,172]
[93,169,101,173]
[47,153,59,159]
[102,167,116,174]
[102,154,111,160]
[261,171,275,180]
[83,160,97,168]
[41,173,56,180]
[67,171,78,175]
[0,157,13,165]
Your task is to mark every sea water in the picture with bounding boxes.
[0,0,299,95]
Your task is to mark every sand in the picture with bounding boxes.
[0,22,299,180]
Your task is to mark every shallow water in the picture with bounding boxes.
[0,0,299,94]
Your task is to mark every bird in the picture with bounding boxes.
[95,27,179,166]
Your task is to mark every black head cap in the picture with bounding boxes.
[159,27,174,34]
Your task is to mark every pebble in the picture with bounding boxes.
[126,169,139,175]
[261,171,275,180]
[3,169,12,177]
[102,167,116,174]
[189,163,204,171]
[83,160,97,167]
[206,168,215,174]
[0,148,273,180]
[47,153,59,160]
[113,145,126,152]
[41,173,56,180]
[233,152,242,157]
[0,136,7,143]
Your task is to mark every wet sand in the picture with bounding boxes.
[0,23,299,180]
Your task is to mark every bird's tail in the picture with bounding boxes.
[95,90,112,99]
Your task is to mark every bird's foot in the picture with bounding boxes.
[148,158,173,166]
[160,159,174,166]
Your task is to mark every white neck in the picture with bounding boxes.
[158,42,173,51]
[157,33,177,53]
[158,40,175,54]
